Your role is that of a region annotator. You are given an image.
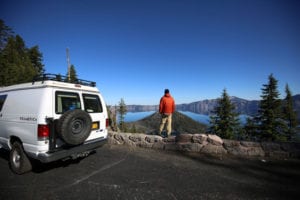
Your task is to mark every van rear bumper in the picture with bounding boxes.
[36,137,107,163]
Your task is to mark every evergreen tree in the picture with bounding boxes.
[0,35,35,86]
[257,74,287,141]
[70,65,78,82]
[243,117,258,141]
[0,20,45,86]
[66,64,78,83]
[130,124,137,133]
[56,74,62,81]
[209,89,240,139]
[282,84,298,140]
[28,46,44,76]
[118,98,127,132]
[0,19,14,51]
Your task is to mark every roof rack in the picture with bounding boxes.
[33,73,96,87]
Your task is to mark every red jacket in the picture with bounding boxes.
[159,93,175,114]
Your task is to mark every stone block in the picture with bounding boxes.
[240,141,261,148]
[176,134,193,143]
[123,138,137,147]
[129,134,146,143]
[108,137,121,145]
[163,136,176,143]
[246,147,265,157]
[267,151,290,158]
[261,142,281,151]
[226,146,264,157]
[223,139,240,148]
[223,140,264,157]
[207,134,223,146]
[113,134,124,144]
[164,143,178,151]
[201,143,227,155]
[178,143,203,152]
[280,142,300,152]
[145,135,163,143]
[192,134,208,144]
[139,141,153,148]
[152,142,165,150]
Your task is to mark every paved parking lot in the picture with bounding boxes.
[1,144,300,200]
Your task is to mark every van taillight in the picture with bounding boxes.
[106,118,109,128]
[38,125,50,138]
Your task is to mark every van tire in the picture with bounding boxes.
[10,142,32,174]
[57,109,92,145]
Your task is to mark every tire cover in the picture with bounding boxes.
[57,109,92,145]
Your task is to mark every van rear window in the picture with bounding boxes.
[55,92,81,114]
[83,94,103,113]
[0,95,7,111]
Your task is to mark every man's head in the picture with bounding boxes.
[164,89,169,94]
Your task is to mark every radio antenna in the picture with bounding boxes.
[66,48,71,82]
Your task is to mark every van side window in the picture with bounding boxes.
[83,94,103,113]
[56,92,81,114]
[0,95,7,111]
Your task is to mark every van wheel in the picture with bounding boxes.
[10,142,32,174]
[57,109,92,145]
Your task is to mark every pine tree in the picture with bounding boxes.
[56,74,62,81]
[0,19,14,51]
[243,117,258,141]
[0,20,45,86]
[118,98,127,132]
[65,65,78,83]
[0,35,36,86]
[130,124,137,133]
[69,65,78,83]
[282,84,298,140]
[257,74,287,141]
[209,89,240,139]
[28,46,44,76]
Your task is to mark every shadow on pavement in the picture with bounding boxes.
[181,151,300,183]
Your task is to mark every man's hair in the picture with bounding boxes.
[164,89,169,94]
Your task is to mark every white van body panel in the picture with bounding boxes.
[0,79,108,164]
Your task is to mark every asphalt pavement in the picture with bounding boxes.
[0,144,300,200]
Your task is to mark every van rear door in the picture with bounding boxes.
[82,93,107,140]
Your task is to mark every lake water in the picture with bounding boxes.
[122,111,248,125]
[123,111,156,122]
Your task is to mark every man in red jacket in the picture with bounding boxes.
[159,89,175,137]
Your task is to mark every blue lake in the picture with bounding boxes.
[123,111,156,122]
[122,111,210,124]
[122,111,248,125]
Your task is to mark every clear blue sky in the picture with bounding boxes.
[1,0,300,105]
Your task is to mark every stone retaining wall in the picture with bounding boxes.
[108,132,300,159]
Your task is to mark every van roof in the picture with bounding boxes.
[33,74,96,87]
[0,80,100,93]
[0,73,100,93]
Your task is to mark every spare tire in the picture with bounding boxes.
[56,109,92,145]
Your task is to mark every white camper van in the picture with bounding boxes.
[0,74,109,174]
